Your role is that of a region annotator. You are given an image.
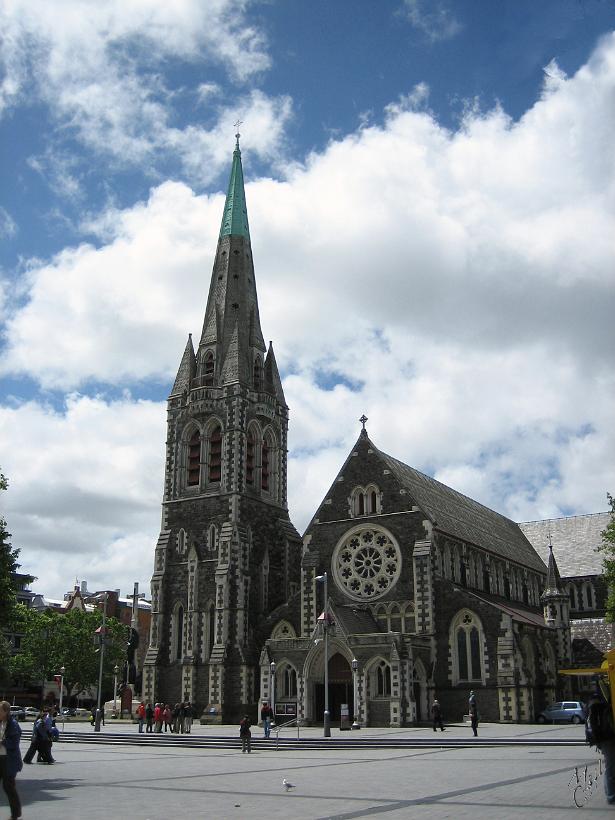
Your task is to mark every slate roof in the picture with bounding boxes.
[333,605,382,635]
[519,513,610,577]
[378,448,547,573]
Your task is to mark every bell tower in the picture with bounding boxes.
[143,134,301,722]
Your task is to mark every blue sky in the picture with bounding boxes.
[1,0,614,599]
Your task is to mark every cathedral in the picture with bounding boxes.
[143,138,573,725]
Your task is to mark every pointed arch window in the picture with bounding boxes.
[204,351,215,386]
[567,583,577,610]
[261,438,270,491]
[208,524,217,552]
[209,425,222,483]
[246,430,255,486]
[171,604,184,662]
[253,356,262,391]
[187,431,201,486]
[373,660,391,696]
[451,610,484,684]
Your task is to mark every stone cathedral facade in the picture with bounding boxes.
[145,140,575,725]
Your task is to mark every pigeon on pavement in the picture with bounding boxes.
[283,778,296,791]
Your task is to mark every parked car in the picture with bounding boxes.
[537,701,586,724]
[24,707,39,718]
[9,706,26,721]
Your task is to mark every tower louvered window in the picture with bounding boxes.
[254,357,262,390]
[261,438,270,491]
[187,431,201,486]
[246,431,255,486]
[209,426,222,482]
[204,351,215,386]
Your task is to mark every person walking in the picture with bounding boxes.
[0,699,23,820]
[145,703,154,732]
[431,698,445,732]
[136,702,146,733]
[469,690,479,737]
[261,701,274,738]
[240,715,251,754]
[184,702,192,734]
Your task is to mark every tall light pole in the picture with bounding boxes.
[270,661,276,726]
[351,658,360,730]
[316,573,331,738]
[58,666,65,730]
[113,665,119,717]
[94,592,108,732]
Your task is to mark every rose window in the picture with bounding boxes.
[333,526,401,600]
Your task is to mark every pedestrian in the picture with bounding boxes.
[177,702,185,734]
[28,708,53,764]
[261,701,274,738]
[163,704,173,733]
[145,702,154,733]
[154,703,163,733]
[585,683,615,804]
[172,703,181,734]
[431,698,445,732]
[469,690,479,737]
[184,702,192,734]
[240,715,251,753]
[136,702,145,733]
[0,700,23,820]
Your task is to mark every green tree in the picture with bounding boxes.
[10,604,129,704]
[600,493,615,622]
[0,469,35,685]
[0,471,34,627]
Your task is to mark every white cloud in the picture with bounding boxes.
[0,207,17,239]
[1,34,615,599]
[0,394,165,598]
[0,0,290,184]
[401,0,462,43]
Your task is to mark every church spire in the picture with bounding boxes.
[197,137,265,387]
[219,131,250,240]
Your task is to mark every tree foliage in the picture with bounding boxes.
[0,470,34,628]
[600,493,615,623]
[10,604,129,703]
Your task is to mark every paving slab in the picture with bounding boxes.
[10,723,614,819]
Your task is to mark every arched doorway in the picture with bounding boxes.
[312,652,353,724]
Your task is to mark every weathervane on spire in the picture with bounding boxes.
[234,120,243,149]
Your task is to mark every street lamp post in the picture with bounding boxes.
[351,658,360,730]
[94,592,108,732]
[316,572,331,738]
[270,661,276,727]
[113,665,119,717]
[58,666,65,730]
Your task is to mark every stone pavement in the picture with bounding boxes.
[12,722,614,819]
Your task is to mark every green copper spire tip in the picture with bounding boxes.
[219,135,250,239]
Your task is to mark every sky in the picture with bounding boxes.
[1,0,614,602]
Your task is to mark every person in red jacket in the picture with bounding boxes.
[154,703,162,733]
[136,702,146,733]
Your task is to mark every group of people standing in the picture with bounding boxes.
[139,701,193,734]
[431,691,479,736]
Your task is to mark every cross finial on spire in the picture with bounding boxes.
[359,414,368,435]
[547,530,553,549]
[234,120,243,149]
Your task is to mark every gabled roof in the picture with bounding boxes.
[519,512,610,577]
[332,604,382,636]
[377,446,547,573]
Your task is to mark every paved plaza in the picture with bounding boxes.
[10,721,614,819]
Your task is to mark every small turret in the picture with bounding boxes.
[170,334,196,397]
[541,543,571,665]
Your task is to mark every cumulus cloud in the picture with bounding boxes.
[0,394,165,597]
[1,33,615,598]
[0,0,290,185]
